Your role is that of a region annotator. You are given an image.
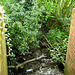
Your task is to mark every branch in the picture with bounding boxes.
[43,35,54,48]
[8,54,47,69]
[43,35,66,56]
[39,40,48,48]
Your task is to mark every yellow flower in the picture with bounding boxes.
[31,37,34,39]
[26,38,27,40]
[19,37,21,39]
[6,25,7,27]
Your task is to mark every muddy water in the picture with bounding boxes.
[25,59,64,75]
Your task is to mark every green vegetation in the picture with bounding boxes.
[0,0,75,73]
[4,0,43,66]
[37,0,75,63]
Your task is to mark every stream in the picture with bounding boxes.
[25,59,64,75]
[9,49,64,75]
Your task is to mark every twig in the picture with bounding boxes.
[7,54,14,57]
[43,35,61,51]
[8,54,47,69]
[43,35,54,48]
[39,40,51,50]
[39,40,48,48]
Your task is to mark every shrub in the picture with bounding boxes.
[37,0,75,63]
[47,28,68,63]
[5,0,43,65]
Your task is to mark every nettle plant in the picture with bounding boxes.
[5,0,43,65]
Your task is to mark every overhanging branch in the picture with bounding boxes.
[8,54,47,69]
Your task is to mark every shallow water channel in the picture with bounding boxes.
[25,59,64,75]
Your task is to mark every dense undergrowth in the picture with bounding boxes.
[0,0,75,73]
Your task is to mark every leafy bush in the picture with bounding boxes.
[5,0,43,65]
[37,0,75,63]
[47,28,68,63]
[37,0,75,28]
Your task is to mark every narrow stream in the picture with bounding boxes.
[9,59,64,75]
[9,49,64,75]
[25,59,64,75]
